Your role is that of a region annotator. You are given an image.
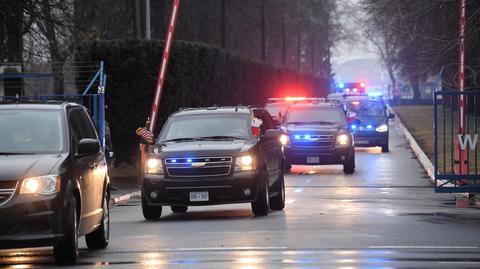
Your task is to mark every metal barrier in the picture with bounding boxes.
[434,90,480,193]
[0,62,106,147]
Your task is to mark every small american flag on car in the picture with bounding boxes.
[136,127,154,144]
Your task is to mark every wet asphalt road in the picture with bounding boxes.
[1,120,480,268]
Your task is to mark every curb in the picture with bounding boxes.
[389,106,478,203]
[389,105,435,183]
[110,190,141,206]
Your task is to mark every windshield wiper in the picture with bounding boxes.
[200,136,248,140]
[162,137,205,143]
[287,121,335,125]
[0,152,35,155]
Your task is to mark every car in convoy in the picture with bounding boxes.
[141,106,286,219]
[0,102,110,263]
[342,94,395,152]
[264,97,326,124]
[282,101,355,174]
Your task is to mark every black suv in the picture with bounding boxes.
[141,106,285,218]
[0,102,110,263]
[282,102,355,174]
[342,95,395,152]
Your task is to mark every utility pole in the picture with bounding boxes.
[145,0,151,39]
[220,0,226,48]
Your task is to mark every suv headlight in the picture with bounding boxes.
[336,134,350,146]
[20,175,60,195]
[279,134,290,146]
[376,124,388,132]
[146,158,164,175]
[235,155,254,171]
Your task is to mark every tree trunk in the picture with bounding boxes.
[6,0,23,62]
[134,0,142,39]
[409,73,421,101]
[220,0,226,48]
[260,0,266,62]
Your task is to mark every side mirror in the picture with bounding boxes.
[78,138,100,157]
[388,113,395,119]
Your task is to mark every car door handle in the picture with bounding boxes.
[89,162,98,169]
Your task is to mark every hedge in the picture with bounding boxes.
[76,39,330,164]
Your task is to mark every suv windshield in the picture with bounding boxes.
[264,103,288,119]
[158,113,251,143]
[0,110,65,154]
[285,106,345,124]
[346,100,385,117]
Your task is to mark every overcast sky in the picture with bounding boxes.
[330,0,384,85]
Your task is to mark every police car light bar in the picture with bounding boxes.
[267,97,326,103]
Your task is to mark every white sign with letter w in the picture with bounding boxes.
[457,134,479,150]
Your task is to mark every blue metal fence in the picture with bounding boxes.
[434,90,480,193]
[0,62,107,147]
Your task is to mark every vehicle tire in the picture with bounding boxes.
[381,141,389,153]
[54,197,78,264]
[171,205,188,213]
[270,171,285,211]
[142,190,162,220]
[343,151,355,175]
[285,163,292,173]
[251,169,270,216]
[85,192,110,249]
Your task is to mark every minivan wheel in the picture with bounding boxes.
[251,169,270,216]
[270,171,285,211]
[142,190,162,220]
[85,193,110,249]
[343,151,355,175]
[171,206,188,213]
[54,197,78,264]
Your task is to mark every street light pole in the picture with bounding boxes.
[145,0,151,39]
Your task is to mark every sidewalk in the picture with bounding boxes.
[390,105,480,207]
[109,164,141,205]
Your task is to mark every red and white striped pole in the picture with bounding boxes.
[149,0,181,133]
[456,0,467,175]
[139,0,180,182]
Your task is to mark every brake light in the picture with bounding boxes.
[360,82,366,88]
[351,101,360,105]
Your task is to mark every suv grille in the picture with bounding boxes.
[165,157,233,177]
[0,181,17,207]
[291,134,335,148]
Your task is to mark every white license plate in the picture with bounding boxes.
[306,156,320,163]
[189,191,209,202]
[355,140,369,145]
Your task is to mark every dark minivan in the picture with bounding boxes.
[141,106,285,218]
[0,102,110,263]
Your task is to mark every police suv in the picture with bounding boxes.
[282,101,355,174]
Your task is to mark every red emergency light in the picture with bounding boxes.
[285,96,307,102]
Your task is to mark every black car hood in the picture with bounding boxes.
[0,154,64,181]
[350,116,386,126]
[285,123,344,134]
[153,139,256,157]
